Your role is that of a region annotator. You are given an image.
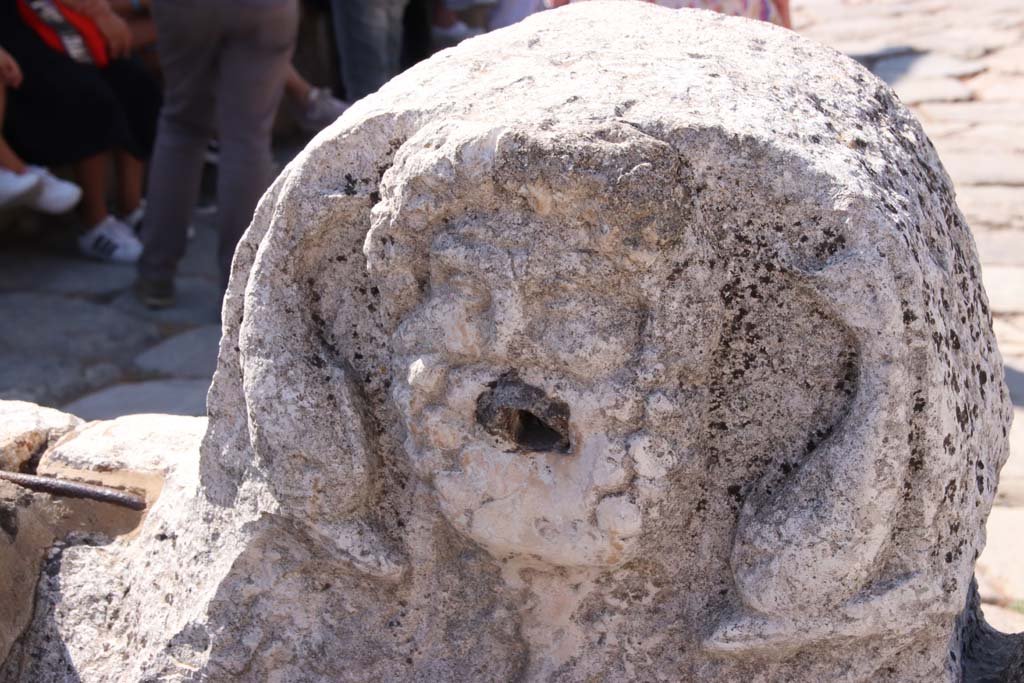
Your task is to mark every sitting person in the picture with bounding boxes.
[0,44,81,212]
[550,0,791,27]
[1,0,161,263]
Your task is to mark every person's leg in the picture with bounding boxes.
[138,0,221,288]
[215,0,298,290]
[74,152,112,228]
[330,0,407,101]
[0,86,27,173]
[114,150,144,216]
[0,84,42,209]
[97,59,161,219]
[74,150,142,262]
[285,63,312,104]
[2,85,82,214]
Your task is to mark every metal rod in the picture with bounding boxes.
[0,470,147,511]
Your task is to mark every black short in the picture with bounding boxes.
[1,13,161,166]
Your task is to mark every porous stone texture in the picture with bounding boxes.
[0,411,202,679]
[2,3,1016,680]
[0,405,158,667]
[0,401,81,471]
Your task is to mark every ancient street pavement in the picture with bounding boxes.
[795,0,1024,633]
[0,0,1019,633]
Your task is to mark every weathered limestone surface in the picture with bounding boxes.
[0,406,178,667]
[1,3,1017,680]
[0,401,80,471]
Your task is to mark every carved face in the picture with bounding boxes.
[388,211,711,567]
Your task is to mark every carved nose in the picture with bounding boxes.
[475,372,571,454]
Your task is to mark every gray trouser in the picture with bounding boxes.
[331,0,407,102]
[139,0,298,289]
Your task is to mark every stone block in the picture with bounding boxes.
[133,325,222,380]
[2,4,1016,681]
[0,401,81,471]
[62,380,209,421]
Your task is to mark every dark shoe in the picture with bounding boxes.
[134,276,175,309]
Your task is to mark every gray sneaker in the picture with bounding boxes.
[134,276,175,309]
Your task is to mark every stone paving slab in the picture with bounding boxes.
[0,355,121,407]
[983,44,1024,74]
[1003,356,1024,406]
[974,231,1024,267]
[932,125,1024,154]
[0,292,159,361]
[918,101,1024,126]
[967,72,1024,102]
[874,52,986,82]
[994,317,1024,356]
[994,407,1024,507]
[982,267,1024,314]
[912,27,1021,59]
[941,152,1024,187]
[133,325,221,380]
[981,604,1024,635]
[0,250,136,297]
[795,0,1024,635]
[957,186,1024,231]
[109,276,222,327]
[177,222,219,279]
[893,77,972,105]
[977,506,1024,603]
[62,379,209,421]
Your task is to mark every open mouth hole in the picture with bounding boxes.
[511,409,570,453]
[475,372,572,455]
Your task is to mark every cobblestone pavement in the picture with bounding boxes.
[0,205,222,421]
[795,0,1024,633]
[0,0,1020,632]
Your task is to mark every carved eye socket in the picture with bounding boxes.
[475,372,572,454]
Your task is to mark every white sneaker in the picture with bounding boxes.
[24,166,82,214]
[122,199,146,234]
[0,167,42,209]
[294,87,349,133]
[78,216,143,263]
[432,20,484,47]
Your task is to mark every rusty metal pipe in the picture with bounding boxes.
[0,470,147,511]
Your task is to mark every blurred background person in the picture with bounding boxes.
[489,0,546,30]
[548,0,791,27]
[331,0,409,102]
[0,42,82,212]
[136,0,299,308]
[0,0,161,262]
